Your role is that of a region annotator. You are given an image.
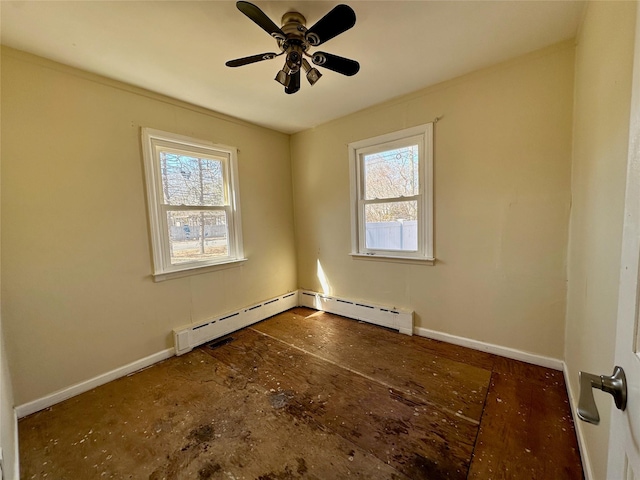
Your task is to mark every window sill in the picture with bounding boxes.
[350,253,435,265]
[153,258,247,282]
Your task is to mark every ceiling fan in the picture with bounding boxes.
[225,1,360,94]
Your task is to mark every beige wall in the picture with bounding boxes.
[1,48,297,405]
[291,42,575,359]
[565,2,638,479]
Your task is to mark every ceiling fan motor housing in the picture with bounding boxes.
[281,12,306,29]
[280,11,309,74]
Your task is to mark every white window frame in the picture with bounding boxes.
[348,123,434,264]
[141,128,245,281]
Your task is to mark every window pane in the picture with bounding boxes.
[167,211,229,264]
[160,152,224,206]
[365,201,417,251]
[364,145,419,200]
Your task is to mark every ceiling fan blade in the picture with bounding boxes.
[285,70,301,94]
[305,4,356,46]
[312,52,360,76]
[236,1,285,39]
[225,52,278,67]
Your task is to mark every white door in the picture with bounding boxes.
[607,5,640,479]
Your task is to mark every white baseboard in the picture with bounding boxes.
[414,326,564,371]
[15,348,175,419]
[415,328,589,474]
[563,362,593,480]
[16,290,300,417]
[16,291,569,426]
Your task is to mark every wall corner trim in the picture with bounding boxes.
[10,408,20,480]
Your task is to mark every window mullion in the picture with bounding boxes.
[362,195,420,206]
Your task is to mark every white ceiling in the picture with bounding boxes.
[1,1,585,134]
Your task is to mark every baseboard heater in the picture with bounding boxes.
[297,290,413,336]
[174,290,414,355]
[173,292,298,355]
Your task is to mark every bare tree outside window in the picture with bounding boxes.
[363,146,419,250]
[364,146,419,203]
[160,153,229,264]
[160,153,224,206]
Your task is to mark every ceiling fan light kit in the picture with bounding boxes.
[226,1,360,94]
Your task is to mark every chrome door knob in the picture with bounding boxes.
[578,366,627,425]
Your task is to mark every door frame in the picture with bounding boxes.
[607,2,640,478]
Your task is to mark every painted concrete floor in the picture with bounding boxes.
[18,307,583,479]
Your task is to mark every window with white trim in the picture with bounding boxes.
[349,123,434,262]
[141,128,244,280]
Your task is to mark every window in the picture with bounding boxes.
[141,128,244,280]
[349,123,434,263]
